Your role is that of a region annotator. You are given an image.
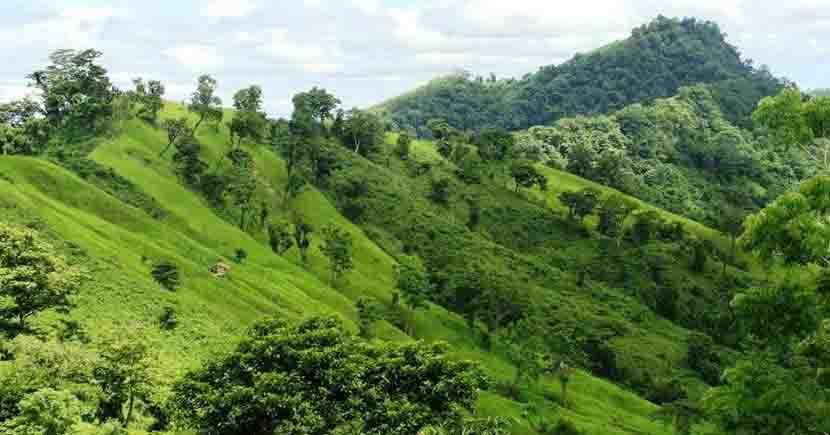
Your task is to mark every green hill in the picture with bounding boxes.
[0,103,711,434]
[376,16,783,133]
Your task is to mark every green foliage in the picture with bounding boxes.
[686,333,720,385]
[188,75,223,132]
[355,297,381,338]
[559,188,600,223]
[171,134,208,188]
[740,176,830,265]
[28,49,114,135]
[510,160,547,192]
[233,248,248,264]
[171,316,486,435]
[429,178,452,205]
[267,219,294,255]
[474,128,513,161]
[380,17,781,132]
[93,331,154,427]
[292,215,313,263]
[597,194,635,238]
[395,133,412,159]
[150,261,179,291]
[229,85,267,146]
[0,223,80,329]
[337,108,385,156]
[319,225,354,284]
[0,388,83,435]
[157,306,178,331]
[130,78,165,124]
[159,117,191,157]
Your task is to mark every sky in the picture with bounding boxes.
[0,0,828,116]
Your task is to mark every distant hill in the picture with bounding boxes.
[376,16,784,134]
[812,88,830,97]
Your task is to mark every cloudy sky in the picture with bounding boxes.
[1,0,828,116]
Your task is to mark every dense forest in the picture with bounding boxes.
[377,17,784,134]
[0,14,829,435]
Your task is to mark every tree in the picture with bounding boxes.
[475,128,513,161]
[151,261,180,291]
[267,220,294,255]
[28,49,114,133]
[292,87,340,133]
[0,224,80,330]
[628,210,663,245]
[172,134,208,188]
[171,316,486,435]
[686,333,720,385]
[229,85,267,146]
[395,133,412,159]
[740,176,830,266]
[429,178,452,205]
[93,331,154,427]
[159,118,191,157]
[559,188,600,223]
[509,159,547,192]
[226,149,258,229]
[597,194,635,238]
[320,225,354,285]
[292,215,313,263]
[396,256,432,334]
[356,297,382,339]
[426,119,453,141]
[188,75,223,133]
[436,139,454,160]
[503,319,549,396]
[0,388,83,435]
[132,78,165,124]
[339,108,385,156]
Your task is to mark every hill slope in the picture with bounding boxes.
[0,104,696,435]
[376,16,783,133]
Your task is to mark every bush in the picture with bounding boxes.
[158,306,178,330]
[551,419,583,435]
[233,248,247,264]
[151,261,180,291]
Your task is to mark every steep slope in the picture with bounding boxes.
[0,105,679,435]
[376,16,782,133]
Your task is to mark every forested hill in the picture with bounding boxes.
[377,16,783,134]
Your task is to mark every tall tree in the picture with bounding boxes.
[28,49,114,133]
[188,74,223,133]
[396,256,432,335]
[320,225,354,285]
[339,108,385,156]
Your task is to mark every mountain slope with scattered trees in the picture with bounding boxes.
[377,16,784,134]
[0,19,828,435]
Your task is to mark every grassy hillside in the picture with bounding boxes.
[0,104,683,435]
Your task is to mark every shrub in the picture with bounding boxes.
[233,248,247,264]
[151,261,180,291]
[158,306,178,330]
[551,419,583,435]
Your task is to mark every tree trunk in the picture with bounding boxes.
[18,313,25,330]
[159,140,174,157]
[193,114,205,133]
[124,389,135,428]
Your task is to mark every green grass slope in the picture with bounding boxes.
[0,104,675,434]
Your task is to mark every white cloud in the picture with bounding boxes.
[203,0,259,18]
[163,45,221,70]
[0,0,827,115]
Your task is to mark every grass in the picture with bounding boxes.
[0,106,679,435]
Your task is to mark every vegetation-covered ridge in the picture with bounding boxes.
[376,16,784,134]
[0,20,828,435]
